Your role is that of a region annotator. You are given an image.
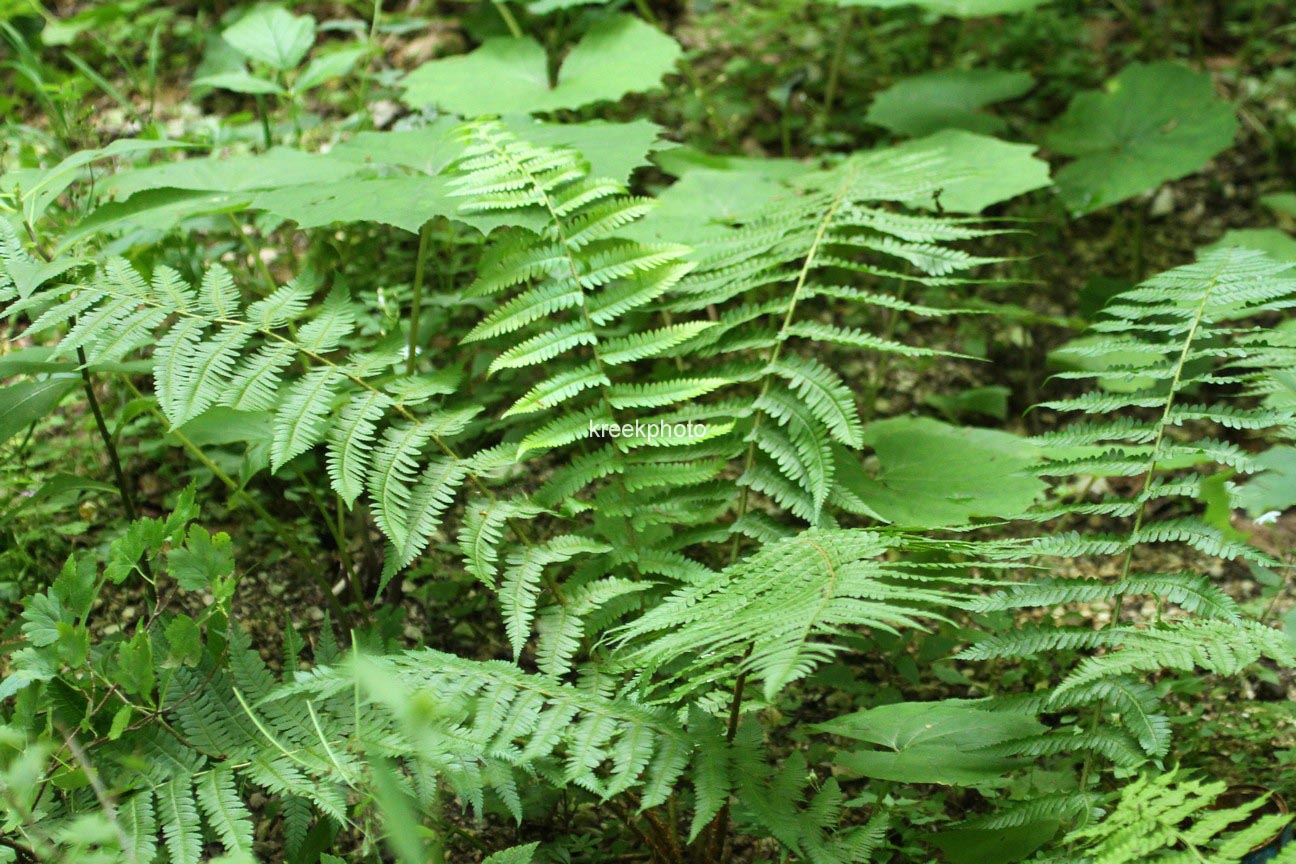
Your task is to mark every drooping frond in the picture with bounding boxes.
[263,648,694,809]
[4,258,487,580]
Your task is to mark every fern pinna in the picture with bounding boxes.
[961,248,1296,782]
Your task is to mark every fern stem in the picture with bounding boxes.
[77,348,139,524]
[820,8,854,129]
[59,728,138,864]
[406,219,433,377]
[21,220,143,529]
[295,465,360,606]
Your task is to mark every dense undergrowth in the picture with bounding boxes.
[2,1,1296,862]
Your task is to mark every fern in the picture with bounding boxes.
[612,529,968,703]
[660,149,1003,528]
[1056,768,1293,864]
[962,248,1296,778]
[263,647,694,809]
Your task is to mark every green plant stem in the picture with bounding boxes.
[407,220,433,377]
[358,0,382,129]
[820,10,853,128]
[492,1,524,38]
[77,349,138,523]
[717,671,747,856]
[254,94,273,148]
[1108,0,1164,55]
[294,466,361,606]
[229,214,280,298]
[631,0,728,144]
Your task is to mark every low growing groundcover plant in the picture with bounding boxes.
[2,1,1296,863]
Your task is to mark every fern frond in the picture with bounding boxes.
[613,530,964,702]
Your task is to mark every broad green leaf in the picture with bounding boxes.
[820,700,1043,786]
[885,129,1051,213]
[192,70,285,94]
[837,747,1021,787]
[165,615,203,666]
[296,46,365,91]
[628,163,808,246]
[400,14,680,115]
[931,822,1061,864]
[58,188,252,254]
[841,416,1044,527]
[0,377,78,445]
[21,593,65,647]
[1046,62,1237,215]
[1237,447,1296,518]
[332,117,663,183]
[483,843,541,864]
[1262,192,1296,218]
[329,118,466,174]
[508,118,665,184]
[836,0,1051,16]
[222,3,316,70]
[103,148,364,199]
[167,526,236,591]
[251,175,545,234]
[2,139,184,225]
[1203,228,1296,263]
[0,347,72,377]
[529,0,611,10]
[868,68,1034,138]
[817,700,1043,748]
[4,473,117,521]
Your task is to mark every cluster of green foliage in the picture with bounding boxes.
[2,0,1296,862]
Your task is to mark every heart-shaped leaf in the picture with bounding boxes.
[222,4,316,70]
[838,416,1044,527]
